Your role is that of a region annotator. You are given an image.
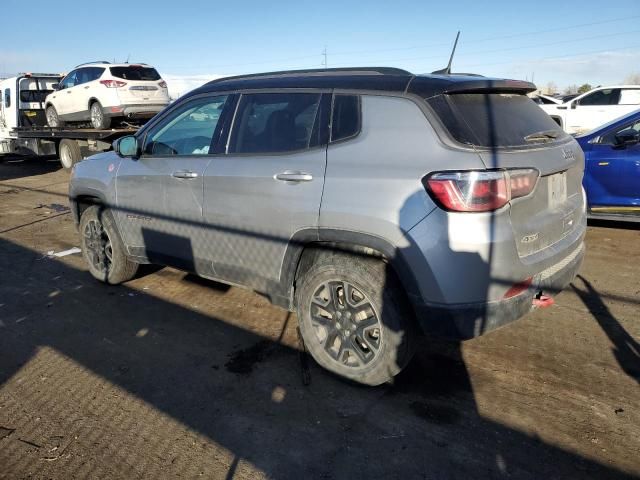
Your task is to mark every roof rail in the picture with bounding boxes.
[74,61,111,68]
[206,67,413,85]
[18,73,63,77]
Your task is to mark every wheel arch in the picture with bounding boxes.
[280,228,422,312]
[69,193,107,227]
[88,97,101,110]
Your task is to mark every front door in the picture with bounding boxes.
[202,91,329,293]
[115,93,233,272]
[52,70,79,116]
[586,119,640,210]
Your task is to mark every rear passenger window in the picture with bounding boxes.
[331,95,360,142]
[229,93,321,154]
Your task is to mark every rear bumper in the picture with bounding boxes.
[413,242,585,340]
[103,104,166,119]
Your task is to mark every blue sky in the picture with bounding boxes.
[2,0,639,95]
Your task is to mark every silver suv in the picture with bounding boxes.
[69,67,586,385]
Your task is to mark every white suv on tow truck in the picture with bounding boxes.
[45,62,170,129]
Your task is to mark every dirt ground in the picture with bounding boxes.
[0,156,638,479]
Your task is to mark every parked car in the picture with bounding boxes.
[531,94,562,105]
[576,109,640,221]
[45,62,170,129]
[540,85,640,135]
[560,93,580,103]
[69,67,586,385]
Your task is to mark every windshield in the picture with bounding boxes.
[110,66,161,81]
[428,92,568,148]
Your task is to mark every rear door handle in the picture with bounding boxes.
[274,171,313,182]
[172,170,199,179]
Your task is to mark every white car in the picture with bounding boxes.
[540,85,640,135]
[45,62,170,129]
[530,94,563,105]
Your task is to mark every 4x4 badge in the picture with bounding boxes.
[562,148,575,160]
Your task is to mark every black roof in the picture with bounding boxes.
[188,67,536,99]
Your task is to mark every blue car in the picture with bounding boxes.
[576,109,640,221]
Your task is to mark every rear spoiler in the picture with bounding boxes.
[444,79,536,94]
[408,76,537,98]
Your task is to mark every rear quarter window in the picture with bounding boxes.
[427,92,568,149]
[331,95,360,142]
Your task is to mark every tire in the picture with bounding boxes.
[79,205,138,284]
[46,105,64,128]
[58,139,82,169]
[295,250,416,386]
[90,101,111,129]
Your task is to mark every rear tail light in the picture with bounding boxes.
[158,80,167,88]
[423,168,538,212]
[100,79,127,88]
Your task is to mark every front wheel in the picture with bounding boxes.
[46,105,64,128]
[295,251,416,386]
[90,101,111,129]
[79,206,138,284]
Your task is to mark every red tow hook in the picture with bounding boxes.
[533,292,555,308]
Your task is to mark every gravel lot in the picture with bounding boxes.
[0,157,638,479]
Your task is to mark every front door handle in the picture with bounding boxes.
[274,171,313,182]
[172,170,199,179]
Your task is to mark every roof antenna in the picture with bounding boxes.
[432,31,460,75]
[125,53,130,64]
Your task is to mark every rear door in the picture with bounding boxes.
[115,93,233,271]
[73,68,95,119]
[109,65,169,105]
[430,91,584,257]
[586,118,640,211]
[202,91,329,291]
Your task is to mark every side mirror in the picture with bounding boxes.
[614,128,640,148]
[114,135,141,158]
[570,101,577,109]
[51,83,60,91]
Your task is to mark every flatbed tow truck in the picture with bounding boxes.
[0,73,144,168]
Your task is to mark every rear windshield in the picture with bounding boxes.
[427,92,568,148]
[110,66,161,81]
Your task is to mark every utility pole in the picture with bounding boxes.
[322,46,328,69]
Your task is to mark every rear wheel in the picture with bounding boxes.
[295,250,416,386]
[79,205,138,284]
[46,105,64,128]
[90,101,111,129]
[58,139,82,169]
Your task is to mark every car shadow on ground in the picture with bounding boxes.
[0,156,61,181]
[0,235,633,479]
[571,275,640,385]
